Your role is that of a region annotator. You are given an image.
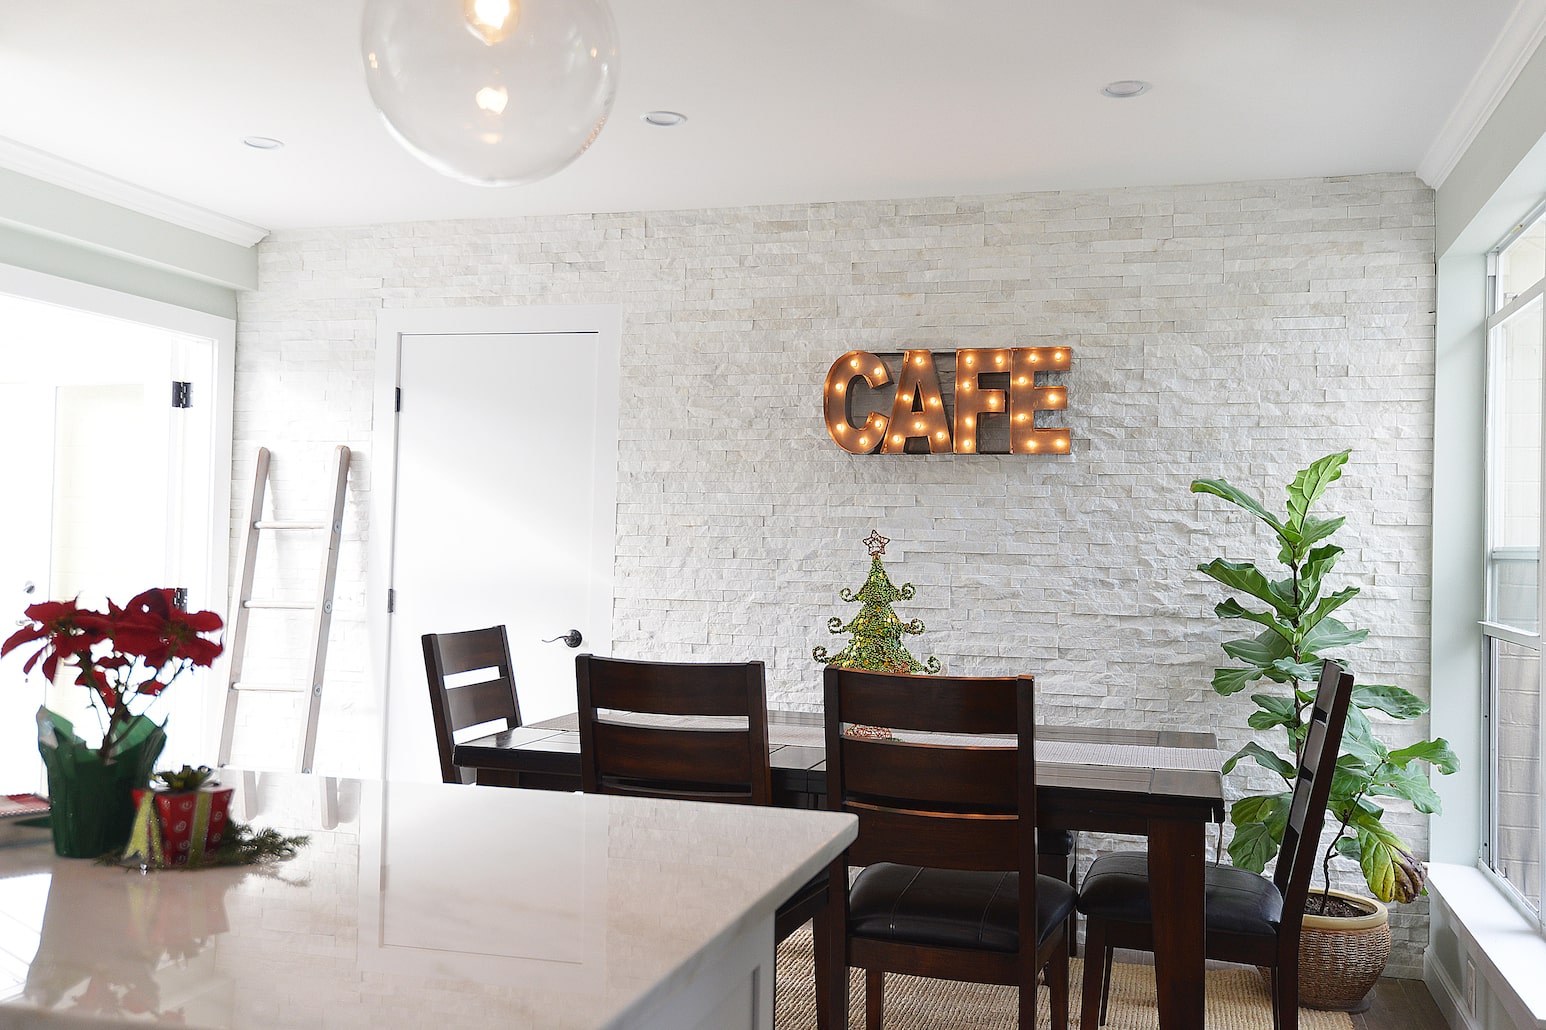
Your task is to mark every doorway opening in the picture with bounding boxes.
[0,283,234,792]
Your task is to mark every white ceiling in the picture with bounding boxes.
[0,1,1538,241]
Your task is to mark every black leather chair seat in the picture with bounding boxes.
[1076,851,1284,936]
[848,862,1078,953]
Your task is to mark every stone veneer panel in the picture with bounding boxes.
[236,172,1436,973]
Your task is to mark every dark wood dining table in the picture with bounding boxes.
[456,708,1226,1029]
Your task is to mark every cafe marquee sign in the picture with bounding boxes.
[823,347,1071,455]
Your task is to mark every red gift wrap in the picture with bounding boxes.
[130,784,234,866]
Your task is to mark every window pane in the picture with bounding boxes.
[1499,215,1546,306]
[1492,637,1542,911]
[1489,297,1543,632]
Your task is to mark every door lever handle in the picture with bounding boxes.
[543,629,583,648]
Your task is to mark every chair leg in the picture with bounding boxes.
[865,969,884,1030]
[1275,960,1297,1030]
[1099,943,1114,1026]
[810,911,829,1030]
[1080,918,1106,1029]
[1047,936,1070,1030]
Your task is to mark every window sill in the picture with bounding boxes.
[1425,862,1546,1029]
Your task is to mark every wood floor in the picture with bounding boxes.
[1351,977,1449,1030]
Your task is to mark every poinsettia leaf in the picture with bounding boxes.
[1351,683,1428,719]
[1389,737,1458,774]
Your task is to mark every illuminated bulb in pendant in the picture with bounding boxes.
[475,85,509,114]
[464,0,518,45]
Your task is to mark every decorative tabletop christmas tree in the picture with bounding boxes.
[813,530,941,675]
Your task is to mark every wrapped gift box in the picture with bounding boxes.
[129,784,234,866]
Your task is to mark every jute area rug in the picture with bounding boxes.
[775,929,1354,1029]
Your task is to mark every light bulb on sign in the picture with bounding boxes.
[362,0,619,186]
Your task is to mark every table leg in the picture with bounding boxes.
[1148,817,1206,1028]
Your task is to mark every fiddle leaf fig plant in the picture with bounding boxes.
[1193,450,1457,905]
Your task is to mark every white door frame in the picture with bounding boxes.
[368,305,622,780]
[0,262,236,760]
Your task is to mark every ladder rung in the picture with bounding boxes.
[253,520,328,530]
[242,600,318,610]
[229,681,311,694]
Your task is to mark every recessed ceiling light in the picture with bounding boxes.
[641,111,687,127]
[242,136,285,150]
[1101,80,1151,99]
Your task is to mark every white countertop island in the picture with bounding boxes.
[0,772,856,1029]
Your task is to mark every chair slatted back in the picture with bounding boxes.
[575,654,772,805]
[823,666,1036,874]
[1272,659,1356,925]
[422,626,522,785]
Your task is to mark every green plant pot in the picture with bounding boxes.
[38,710,167,859]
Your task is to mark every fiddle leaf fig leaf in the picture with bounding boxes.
[1351,683,1429,720]
[1247,693,1297,731]
[1296,544,1345,611]
[1192,478,1289,540]
[1215,598,1293,640]
[1300,587,1360,634]
[1222,741,1296,781]
[1368,764,1443,814]
[1389,737,1458,775]
[1353,816,1425,903]
[1338,706,1385,768]
[1212,666,1262,696]
[1293,514,1347,552]
[1223,629,1292,667]
[1199,560,1295,617]
[1299,616,1368,653]
[1228,792,1289,874]
[1333,835,1362,860]
[1286,450,1351,532]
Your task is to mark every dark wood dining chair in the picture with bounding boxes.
[819,666,1076,1030]
[574,653,834,1025]
[1076,658,1356,1030]
[422,625,523,786]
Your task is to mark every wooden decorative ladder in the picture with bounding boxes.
[217,445,350,774]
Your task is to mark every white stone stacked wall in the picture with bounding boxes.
[235,171,1437,973]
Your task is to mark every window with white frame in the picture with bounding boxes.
[1484,204,1546,924]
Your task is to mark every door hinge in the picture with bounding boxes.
[172,587,189,609]
[387,588,396,613]
[172,381,192,408]
[395,387,401,412]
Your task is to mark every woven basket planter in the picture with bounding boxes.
[1297,889,1391,1012]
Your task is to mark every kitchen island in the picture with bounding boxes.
[0,771,856,1029]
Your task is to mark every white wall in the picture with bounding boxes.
[237,171,1439,973]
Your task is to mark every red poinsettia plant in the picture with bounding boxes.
[2,588,224,754]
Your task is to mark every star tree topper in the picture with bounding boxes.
[813,530,941,675]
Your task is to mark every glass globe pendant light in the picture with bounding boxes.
[361,0,620,186]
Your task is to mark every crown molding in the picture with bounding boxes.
[1418,0,1546,189]
[0,136,269,247]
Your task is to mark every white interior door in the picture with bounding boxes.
[382,319,620,782]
